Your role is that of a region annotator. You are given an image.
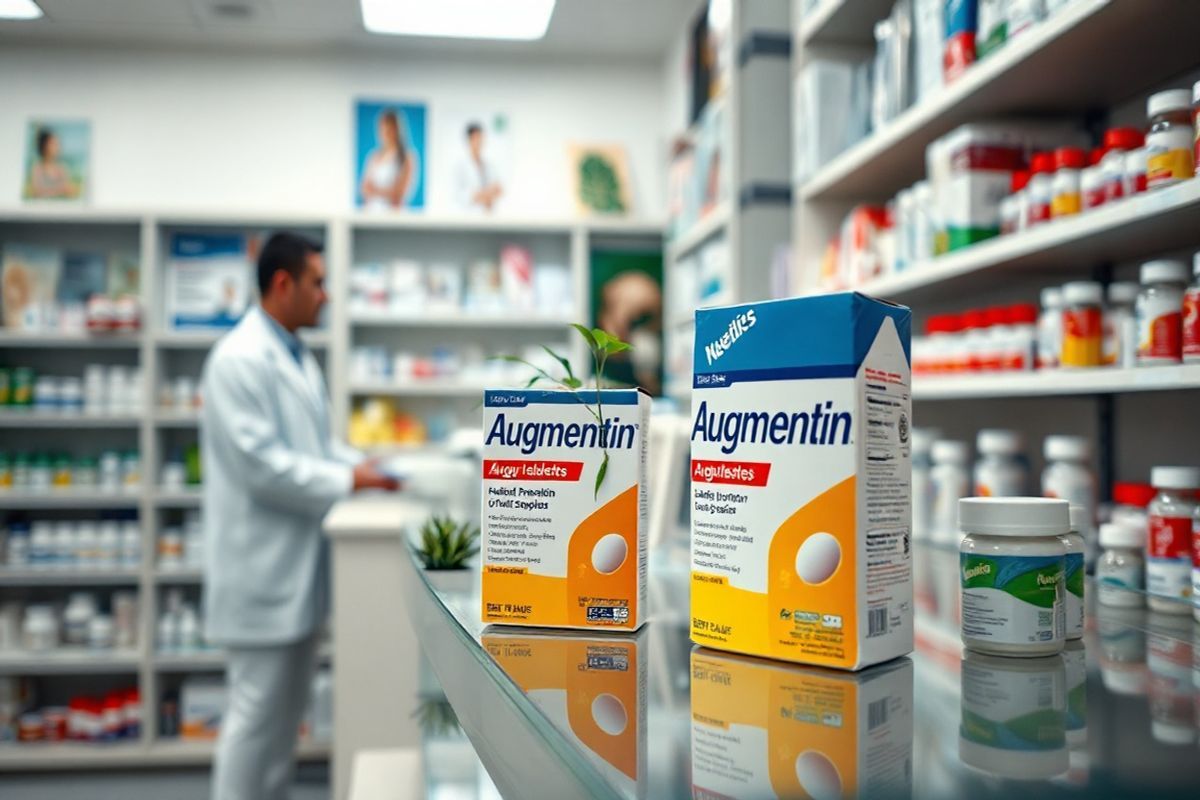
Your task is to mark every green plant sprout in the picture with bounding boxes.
[417,515,480,570]
[494,324,632,499]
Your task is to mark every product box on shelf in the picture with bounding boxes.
[690,292,913,671]
[480,388,650,631]
[483,629,646,797]
[690,648,914,798]
[180,677,226,740]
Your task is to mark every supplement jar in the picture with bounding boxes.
[931,440,971,544]
[973,429,1027,497]
[1124,147,1149,196]
[1042,435,1096,523]
[1080,149,1105,210]
[1146,466,1199,614]
[1102,281,1138,367]
[960,497,1069,657]
[1135,259,1188,365]
[1050,147,1084,217]
[1182,251,1200,363]
[1146,89,1195,190]
[1061,506,1086,639]
[1097,520,1145,608]
[1060,281,1103,368]
[911,428,939,542]
[1026,152,1054,226]
[1037,287,1063,369]
[1101,127,1143,201]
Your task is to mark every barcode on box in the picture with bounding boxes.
[868,698,889,731]
[868,607,888,637]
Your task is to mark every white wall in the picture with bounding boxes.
[0,43,666,218]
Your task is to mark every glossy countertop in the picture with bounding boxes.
[399,543,1200,800]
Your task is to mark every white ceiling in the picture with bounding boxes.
[0,0,701,60]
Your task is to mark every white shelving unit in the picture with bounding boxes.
[791,0,1200,491]
[0,205,661,770]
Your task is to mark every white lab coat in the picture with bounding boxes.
[200,307,360,646]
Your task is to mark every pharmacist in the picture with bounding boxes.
[200,232,399,800]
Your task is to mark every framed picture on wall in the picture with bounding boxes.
[22,119,90,203]
[431,108,512,214]
[354,99,427,212]
[567,143,633,217]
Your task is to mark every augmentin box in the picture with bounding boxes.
[690,292,913,670]
[481,388,650,631]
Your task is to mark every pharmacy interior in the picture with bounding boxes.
[2,0,1200,798]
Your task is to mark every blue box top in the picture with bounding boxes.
[692,292,911,382]
[484,388,644,408]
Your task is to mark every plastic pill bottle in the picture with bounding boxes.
[959,497,1069,657]
[1007,303,1039,370]
[974,429,1027,497]
[1060,281,1103,368]
[1135,260,1188,365]
[1097,521,1145,608]
[1003,169,1031,234]
[1194,79,1200,167]
[1101,127,1143,202]
[911,428,940,543]
[1146,466,1199,614]
[1124,147,1149,196]
[1111,481,1154,531]
[1050,147,1085,217]
[931,440,971,545]
[1061,506,1086,639]
[1042,436,1095,525]
[1102,281,1139,367]
[1037,287,1063,369]
[1146,89,1195,190]
[1080,148,1106,210]
[1026,152,1055,227]
[1182,252,1200,363]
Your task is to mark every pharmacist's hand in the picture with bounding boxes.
[352,460,401,492]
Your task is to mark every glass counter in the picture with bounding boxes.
[399,544,1200,799]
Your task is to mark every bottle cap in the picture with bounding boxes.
[1103,127,1144,151]
[1106,281,1139,305]
[1039,287,1063,309]
[1044,435,1089,461]
[1008,303,1039,324]
[1112,481,1155,507]
[1067,504,1088,534]
[959,497,1071,537]
[1150,466,1200,490]
[1088,147,1106,166]
[1194,79,1200,106]
[977,429,1023,456]
[984,306,1011,327]
[1099,521,1143,548]
[1054,147,1086,170]
[1147,89,1192,118]
[1062,281,1103,306]
[962,309,989,330]
[1031,152,1055,174]
[1011,170,1031,192]
[941,313,964,333]
[911,427,940,455]
[1140,259,1188,285]
[932,440,969,465]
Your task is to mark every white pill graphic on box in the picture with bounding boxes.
[591,693,627,736]
[795,532,841,584]
[591,533,628,574]
[795,750,843,800]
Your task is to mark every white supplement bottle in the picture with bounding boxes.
[1102,281,1139,368]
[1097,520,1145,608]
[1136,260,1188,365]
[1041,436,1095,540]
[931,440,971,545]
[911,428,940,542]
[1146,466,1199,614]
[1037,287,1063,369]
[973,429,1027,497]
[1061,506,1086,640]
[1183,251,1200,363]
[1145,89,1195,190]
[960,497,1069,657]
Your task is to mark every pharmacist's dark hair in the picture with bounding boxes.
[36,128,55,158]
[257,232,323,297]
[466,122,482,138]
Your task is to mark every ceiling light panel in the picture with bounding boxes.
[0,0,42,20]
[361,0,556,40]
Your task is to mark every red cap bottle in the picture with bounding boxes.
[1054,147,1086,170]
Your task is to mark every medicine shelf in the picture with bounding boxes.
[857,180,1200,303]
[153,410,201,427]
[349,313,574,331]
[153,568,204,584]
[0,739,329,771]
[797,0,1199,202]
[0,569,141,586]
[0,332,142,349]
[0,648,142,675]
[667,201,730,262]
[913,364,1200,401]
[155,642,332,673]
[151,488,203,508]
[154,329,329,349]
[348,381,487,399]
[0,412,143,429]
[0,492,141,511]
[795,0,898,47]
